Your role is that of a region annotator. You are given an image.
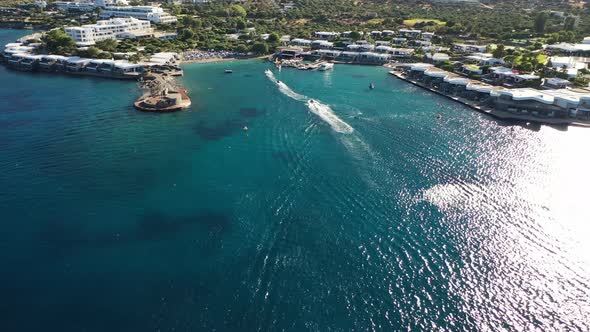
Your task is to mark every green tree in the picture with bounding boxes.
[180,28,195,41]
[94,38,118,52]
[227,4,246,17]
[235,44,248,54]
[492,44,506,59]
[129,54,141,63]
[236,18,246,30]
[182,16,202,30]
[564,16,577,31]
[349,31,361,41]
[534,12,549,34]
[267,32,280,43]
[251,42,268,55]
[43,29,75,54]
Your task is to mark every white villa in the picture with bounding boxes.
[313,32,340,40]
[549,56,588,78]
[465,53,505,66]
[398,29,422,38]
[65,17,152,45]
[452,43,488,54]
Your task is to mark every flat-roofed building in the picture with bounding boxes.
[65,17,152,45]
[99,6,177,24]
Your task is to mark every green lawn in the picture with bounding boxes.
[403,18,446,26]
[536,54,547,64]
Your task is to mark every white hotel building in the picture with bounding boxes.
[99,6,177,24]
[65,17,152,45]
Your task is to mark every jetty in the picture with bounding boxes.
[134,73,191,112]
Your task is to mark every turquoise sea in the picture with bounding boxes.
[1,29,589,331]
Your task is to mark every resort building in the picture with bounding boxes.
[549,56,588,78]
[313,32,340,40]
[94,0,129,6]
[390,48,415,58]
[347,44,375,52]
[421,32,435,40]
[452,43,488,54]
[99,6,177,24]
[311,40,334,50]
[65,17,152,45]
[465,53,504,66]
[486,66,541,86]
[426,52,450,62]
[398,29,422,39]
[147,52,180,65]
[543,77,572,89]
[545,43,590,55]
[413,40,432,47]
[395,63,590,121]
[392,38,407,46]
[341,31,364,38]
[290,38,312,47]
[370,31,380,38]
[54,1,95,12]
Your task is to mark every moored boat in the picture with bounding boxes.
[318,63,334,71]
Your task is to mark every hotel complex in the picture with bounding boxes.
[53,1,177,24]
[394,63,590,123]
[99,6,177,24]
[65,17,152,45]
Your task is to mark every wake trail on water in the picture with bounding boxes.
[265,69,353,134]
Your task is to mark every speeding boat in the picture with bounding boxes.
[225,69,233,74]
[318,63,334,71]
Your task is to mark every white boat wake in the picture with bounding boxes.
[306,100,354,134]
[265,69,353,134]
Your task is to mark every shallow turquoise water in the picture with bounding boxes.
[1,29,590,331]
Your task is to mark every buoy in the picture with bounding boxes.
[243,126,249,131]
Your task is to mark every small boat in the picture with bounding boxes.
[318,63,334,71]
[225,69,233,74]
[243,126,249,131]
[437,114,442,119]
[369,83,375,90]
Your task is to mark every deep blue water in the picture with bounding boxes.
[1,29,590,331]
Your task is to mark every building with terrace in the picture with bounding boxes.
[99,6,177,24]
[65,17,152,45]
